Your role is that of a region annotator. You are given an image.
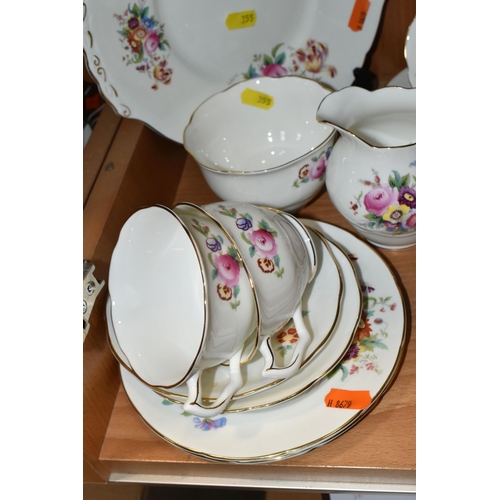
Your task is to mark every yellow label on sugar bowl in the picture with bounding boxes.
[225,10,257,30]
[241,88,274,110]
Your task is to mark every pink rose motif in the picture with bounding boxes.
[308,155,327,180]
[262,64,287,77]
[405,212,416,228]
[349,364,359,375]
[214,254,240,288]
[363,185,398,216]
[249,229,278,259]
[144,31,160,55]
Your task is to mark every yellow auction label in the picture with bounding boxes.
[241,88,274,110]
[225,10,257,30]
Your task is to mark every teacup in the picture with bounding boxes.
[183,76,336,213]
[201,201,316,379]
[108,205,258,418]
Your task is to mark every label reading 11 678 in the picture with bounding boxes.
[241,88,274,110]
[324,388,372,409]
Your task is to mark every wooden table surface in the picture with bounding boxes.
[97,154,416,493]
[83,0,416,490]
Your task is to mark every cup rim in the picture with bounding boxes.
[259,205,317,284]
[108,204,210,389]
[183,75,337,175]
[174,202,261,365]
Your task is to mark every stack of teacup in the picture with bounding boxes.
[108,201,321,418]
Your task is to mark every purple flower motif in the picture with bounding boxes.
[325,147,332,159]
[236,217,252,231]
[206,237,221,252]
[128,17,139,30]
[342,344,360,362]
[193,416,227,431]
[398,186,416,209]
[383,221,401,232]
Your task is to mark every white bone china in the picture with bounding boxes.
[183,76,336,213]
[317,86,416,249]
[202,201,315,379]
[108,205,258,418]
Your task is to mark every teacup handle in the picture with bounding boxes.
[259,302,312,380]
[183,345,244,419]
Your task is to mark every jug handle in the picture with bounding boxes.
[183,345,244,419]
[259,302,312,380]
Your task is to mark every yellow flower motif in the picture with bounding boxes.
[295,40,329,74]
[277,327,299,344]
[382,204,410,223]
[217,284,232,301]
[132,26,148,40]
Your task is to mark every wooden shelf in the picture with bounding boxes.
[83,0,416,491]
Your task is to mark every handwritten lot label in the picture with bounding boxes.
[226,10,257,30]
[324,388,372,409]
[348,0,371,32]
[241,88,274,110]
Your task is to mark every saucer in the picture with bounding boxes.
[120,220,407,462]
[214,230,361,412]
[154,228,346,405]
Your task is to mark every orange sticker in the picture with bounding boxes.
[348,0,371,32]
[324,388,372,409]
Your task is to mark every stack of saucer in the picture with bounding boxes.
[106,202,407,463]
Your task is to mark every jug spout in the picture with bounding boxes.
[316,87,416,149]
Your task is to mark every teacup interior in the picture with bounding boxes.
[108,206,207,387]
[185,76,334,172]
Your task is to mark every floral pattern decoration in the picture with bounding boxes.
[217,205,285,278]
[276,326,299,358]
[162,400,227,431]
[293,147,331,188]
[115,2,173,90]
[349,165,416,233]
[328,280,394,381]
[190,218,243,310]
[242,40,336,81]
